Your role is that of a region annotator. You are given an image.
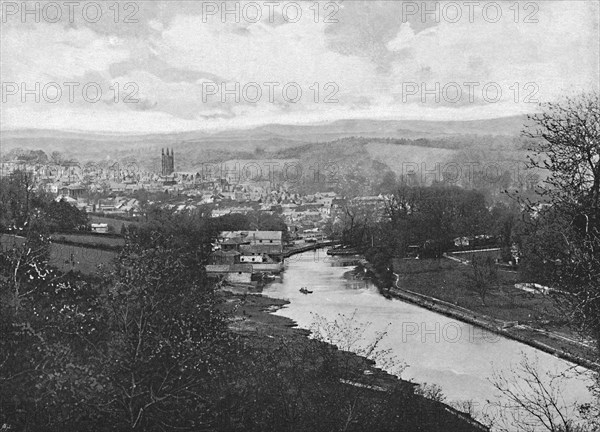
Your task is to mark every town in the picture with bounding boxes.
[2,109,599,432]
[1,1,598,429]
[0,146,524,284]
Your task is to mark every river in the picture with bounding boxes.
[262,249,595,429]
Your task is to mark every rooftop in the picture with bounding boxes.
[221,230,282,241]
[206,264,253,273]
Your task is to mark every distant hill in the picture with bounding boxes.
[252,116,530,140]
[1,115,529,154]
[0,116,533,181]
[1,116,539,201]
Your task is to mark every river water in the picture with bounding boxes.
[262,249,595,429]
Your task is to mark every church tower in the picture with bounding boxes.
[161,148,174,176]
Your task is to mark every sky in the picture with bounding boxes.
[1,0,599,133]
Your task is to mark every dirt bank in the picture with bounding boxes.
[219,291,489,432]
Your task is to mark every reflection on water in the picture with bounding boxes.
[263,249,594,426]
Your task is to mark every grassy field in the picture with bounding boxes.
[390,258,598,365]
[365,142,456,174]
[393,258,565,328]
[49,242,117,275]
[2,233,118,275]
[52,233,125,248]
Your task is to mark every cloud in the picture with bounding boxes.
[385,1,599,104]
[156,12,376,93]
[1,23,130,82]
[1,1,598,133]
[386,22,416,52]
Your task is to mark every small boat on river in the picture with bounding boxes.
[299,287,313,294]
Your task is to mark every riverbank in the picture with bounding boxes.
[220,290,489,432]
[356,258,599,370]
[387,283,599,371]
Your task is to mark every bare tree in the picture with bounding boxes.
[490,354,592,432]
[466,254,498,306]
[525,92,600,211]
[521,92,600,353]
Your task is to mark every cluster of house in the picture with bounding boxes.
[2,159,340,217]
[1,160,178,191]
[53,194,142,217]
[279,192,338,223]
[205,230,284,284]
[164,190,345,236]
[2,158,353,242]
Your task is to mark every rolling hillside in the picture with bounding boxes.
[1,115,530,161]
[1,116,535,194]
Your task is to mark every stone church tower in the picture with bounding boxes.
[161,148,174,176]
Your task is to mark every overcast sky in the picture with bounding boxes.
[1,0,599,133]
